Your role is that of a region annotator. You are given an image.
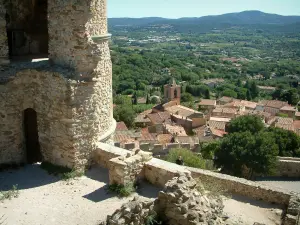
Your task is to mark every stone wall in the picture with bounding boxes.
[276,157,300,178]
[0,0,8,64]
[0,68,73,167]
[108,150,152,186]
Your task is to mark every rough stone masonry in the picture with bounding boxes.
[0,0,115,170]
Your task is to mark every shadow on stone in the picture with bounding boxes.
[230,194,284,209]
[136,180,162,199]
[85,166,110,183]
[0,164,59,191]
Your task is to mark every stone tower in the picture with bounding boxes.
[0,0,114,170]
[164,78,181,104]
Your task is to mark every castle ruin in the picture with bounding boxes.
[0,0,115,170]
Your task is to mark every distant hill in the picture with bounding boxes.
[108,11,300,27]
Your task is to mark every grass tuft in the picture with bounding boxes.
[0,185,19,202]
[41,162,84,180]
[107,182,136,198]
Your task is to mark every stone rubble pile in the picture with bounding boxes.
[155,172,225,225]
[103,172,226,225]
[103,196,156,225]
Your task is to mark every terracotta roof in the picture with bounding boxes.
[114,131,134,143]
[265,100,289,109]
[165,105,197,118]
[244,110,272,119]
[157,134,173,145]
[164,124,187,136]
[241,100,257,109]
[275,123,295,131]
[193,126,206,136]
[210,128,228,138]
[199,99,216,106]
[293,120,300,129]
[218,96,234,103]
[135,110,152,123]
[208,120,227,130]
[257,100,269,106]
[139,132,157,142]
[280,106,296,111]
[276,117,294,125]
[116,122,128,131]
[147,112,171,124]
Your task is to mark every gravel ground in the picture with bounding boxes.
[0,165,284,225]
[0,165,159,225]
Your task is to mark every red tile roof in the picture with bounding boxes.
[265,100,289,109]
[147,112,171,124]
[199,99,216,106]
[116,122,128,131]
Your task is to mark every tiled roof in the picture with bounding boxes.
[296,112,300,117]
[265,100,289,109]
[164,124,187,136]
[280,106,296,111]
[114,131,135,143]
[276,117,294,125]
[293,120,300,129]
[210,128,228,138]
[218,96,234,103]
[157,134,173,145]
[165,105,197,118]
[241,100,257,109]
[257,100,269,106]
[116,122,128,131]
[208,120,227,130]
[199,99,216,106]
[135,109,152,123]
[244,110,272,119]
[147,112,171,124]
[275,123,295,131]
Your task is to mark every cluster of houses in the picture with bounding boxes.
[114,79,300,151]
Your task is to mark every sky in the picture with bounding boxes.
[107,0,300,18]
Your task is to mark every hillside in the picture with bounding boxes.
[108,10,300,27]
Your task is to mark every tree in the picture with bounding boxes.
[204,89,210,99]
[214,132,278,178]
[146,94,150,104]
[113,105,136,128]
[201,142,220,160]
[267,127,300,157]
[181,92,194,102]
[222,89,237,98]
[246,89,252,100]
[227,115,265,134]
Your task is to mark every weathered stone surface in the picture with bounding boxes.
[0,0,115,170]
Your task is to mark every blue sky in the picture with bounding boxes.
[107,0,300,18]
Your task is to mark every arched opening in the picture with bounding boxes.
[5,0,48,60]
[23,108,42,164]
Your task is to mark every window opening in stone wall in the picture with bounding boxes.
[23,108,42,164]
[5,0,49,60]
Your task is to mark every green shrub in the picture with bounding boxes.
[165,148,206,169]
[0,185,19,201]
[145,213,163,225]
[107,182,136,198]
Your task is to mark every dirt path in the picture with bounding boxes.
[0,165,159,225]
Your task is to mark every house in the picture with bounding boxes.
[279,106,297,118]
[198,99,217,114]
[202,79,224,88]
[165,105,206,130]
[258,100,290,116]
[212,107,237,118]
[134,109,152,127]
[258,86,276,93]
[164,124,187,136]
[218,96,235,105]
[147,112,171,125]
[208,117,231,132]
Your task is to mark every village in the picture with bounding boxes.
[114,78,300,156]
